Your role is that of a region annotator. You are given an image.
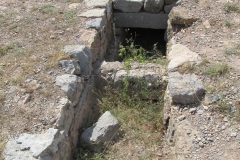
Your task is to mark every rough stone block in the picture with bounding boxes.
[81,111,120,152]
[56,74,84,106]
[86,18,104,30]
[144,0,164,13]
[64,45,92,76]
[84,0,112,8]
[58,60,81,75]
[113,12,168,29]
[79,8,106,18]
[168,72,205,104]
[167,44,202,72]
[113,0,144,13]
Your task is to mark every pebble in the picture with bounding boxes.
[199,142,204,148]
[197,110,204,115]
[189,108,197,114]
[178,115,186,121]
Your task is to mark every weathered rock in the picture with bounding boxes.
[86,18,104,30]
[56,74,84,106]
[113,12,168,29]
[113,0,144,12]
[64,45,92,76]
[203,19,211,29]
[167,44,202,72]
[58,60,81,75]
[84,0,111,8]
[79,8,106,18]
[164,0,181,14]
[101,61,124,75]
[168,72,205,104]
[79,30,100,64]
[3,128,71,160]
[168,6,198,25]
[55,98,74,132]
[144,0,164,13]
[81,111,120,152]
[203,94,219,105]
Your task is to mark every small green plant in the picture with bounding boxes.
[225,43,240,55]
[0,44,14,57]
[224,2,239,13]
[216,99,231,113]
[225,20,232,27]
[9,23,18,30]
[32,4,54,14]
[118,37,148,63]
[204,63,229,76]
[64,9,77,23]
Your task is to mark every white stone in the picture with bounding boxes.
[113,0,144,12]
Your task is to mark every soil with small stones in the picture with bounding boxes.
[0,0,240,159]
[161,0,240,159]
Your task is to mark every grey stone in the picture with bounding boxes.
[164,0,181,14]
[168,72,205,104]
[164,0,176,5]
[144,0,164,13]
[79,8,106,18]
[64,45,92,76]
[189,108,196,114]
[58,60,81,75]
[3,129,71,160]
[197,110,203,115]
[178,115,185,121]
[56,74,84,106]
[199,142,204,148]
[204,94,219,105]
[113,0,144,12]
[113,12,168,29]
[81,111,120,152]
[86,18,104,30]
[233,88,238,94]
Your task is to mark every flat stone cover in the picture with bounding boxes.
[113,12,168,29]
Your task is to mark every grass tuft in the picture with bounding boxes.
[224,2,240,13]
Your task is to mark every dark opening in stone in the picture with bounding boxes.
[125,28,166,56]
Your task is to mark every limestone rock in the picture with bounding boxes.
[81,111,120,152]
[168,72,205,104]
[113,0,144,13]
[144,0,164,13]
[168,6,198,25]
[86,18,104,30]
[84,0,112,8]
[101,61,123,75]
[167,44,202,72]
[164,0,181,14]
[79,30,100,64]
[58,60,81,75]
[56,74,84,106]
[3,129,71,160]
[64,45,92,76]
[79,8,106,18]
[55,98,74,132]
[203,20,211,29]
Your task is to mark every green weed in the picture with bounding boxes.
[204,63,230,76]
[225,43,240,55]
[224,2,240,13]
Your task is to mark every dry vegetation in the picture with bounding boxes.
[0,0,86,158]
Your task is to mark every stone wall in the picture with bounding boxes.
[3,0,113,159]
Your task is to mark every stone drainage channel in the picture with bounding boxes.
[3,0,204,160]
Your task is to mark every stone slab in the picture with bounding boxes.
[113,0,144,13]
[113,12,168,29]
[79,8,106,18]
[84,0,111,8]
